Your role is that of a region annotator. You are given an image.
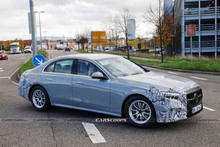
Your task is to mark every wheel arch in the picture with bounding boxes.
[121,94,156,118]
[28,84,49,101]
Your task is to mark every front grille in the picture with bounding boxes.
[186,89,203,108]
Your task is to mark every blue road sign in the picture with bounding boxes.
[33,55,45,67]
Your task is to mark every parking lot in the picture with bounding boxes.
[0,50,219,147]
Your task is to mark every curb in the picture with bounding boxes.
[8,67,19,85]
[139,64,220,76]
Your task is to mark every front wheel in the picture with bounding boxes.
[124,96,156,127]
[30,86,50,111]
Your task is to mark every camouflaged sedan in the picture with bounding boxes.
[19,54,203,127]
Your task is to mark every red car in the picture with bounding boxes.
[0,50,8,60]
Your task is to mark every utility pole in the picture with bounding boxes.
[29,0,37,57]
[35,11,45,50]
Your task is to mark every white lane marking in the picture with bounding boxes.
[0,68,2,70]
[204,106,215,112]
[10,81,19,86]
[8,67,20,85]
[168,71,178,75]
[0,76,9,79]
[0,70,3,72]
[82,122,106,144]
[190,76,208,81]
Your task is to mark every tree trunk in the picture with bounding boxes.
[160,31,164,63]
[126,32,130,60]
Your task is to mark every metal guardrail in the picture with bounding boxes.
[185,40,220,48]
[184,7,220,16]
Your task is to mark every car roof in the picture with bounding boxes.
[57,53,121,60]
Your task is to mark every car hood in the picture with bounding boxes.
[117,71,199,93]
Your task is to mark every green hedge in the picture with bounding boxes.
[19,50,48,76]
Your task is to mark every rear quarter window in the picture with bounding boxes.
[44,63,55,72]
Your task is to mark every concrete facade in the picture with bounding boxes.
[174,0,220,58]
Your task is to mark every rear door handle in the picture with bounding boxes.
[76,82,84,85]
[46,78,53,81]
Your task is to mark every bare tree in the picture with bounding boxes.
[75,33,88,50]
[75,33,81,49]
[144,0,165,63]
[113,15,120,50]
[118,8,132,59]
[104,15,120,50]
[83,28,92,52]
[104,15,114,48]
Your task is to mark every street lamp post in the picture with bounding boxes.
[29,0,37,57]
[35,11,45,50]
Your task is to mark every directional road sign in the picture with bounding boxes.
[33,55,45,67]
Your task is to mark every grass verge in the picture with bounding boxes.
[131,58,220,72]
[19,50,48,76]
[6,51,11,54]
[94,50,220,73]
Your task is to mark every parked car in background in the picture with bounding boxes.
[24,46,32,54]
[65,47,71,51]
[0,50,8,60]
[104,47,110,52]
[19,54,203,127]
[57,47,64,50]
[118,46,136,52]
[97,46,103,52]
[155,48,167,54]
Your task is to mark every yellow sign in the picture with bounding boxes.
[91,31,107,43]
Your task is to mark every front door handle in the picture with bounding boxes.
[46,78,53,81]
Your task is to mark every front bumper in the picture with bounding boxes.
[155,99,188,123]
[155,101,203,123]
[146,86,203,123]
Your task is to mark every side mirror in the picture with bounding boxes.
[91,72,107,80]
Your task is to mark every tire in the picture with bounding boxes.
[124,95,156,127]
[30,86,50,111]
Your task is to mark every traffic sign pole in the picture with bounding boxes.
[186,24,197,64]
[29,0,37,57]
[190,36,193,64]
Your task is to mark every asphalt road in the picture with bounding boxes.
[0,50,219,147]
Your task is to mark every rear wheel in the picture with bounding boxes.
[30,86,50,111]
[124,96,156,127]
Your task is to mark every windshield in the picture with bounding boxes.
[0,50,4,54]
[10,45,18,48]
[97,57,144,77]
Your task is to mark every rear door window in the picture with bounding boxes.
[54,60,73,74]
[44,59,74,74]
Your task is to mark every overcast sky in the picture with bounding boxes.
[0,0,157,41]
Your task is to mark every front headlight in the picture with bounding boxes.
[163,92,180,100]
